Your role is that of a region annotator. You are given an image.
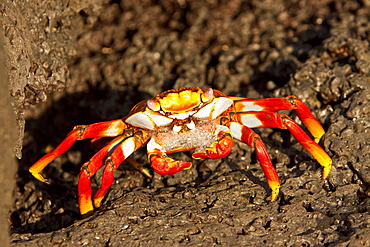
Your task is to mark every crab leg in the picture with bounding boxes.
[29,119,127,183]
[147,138,192,176]
[78,132,148,215]
[233,96,325,143]
[229,122,280,201]
[78,131,149,215]
[78,135,125,215]
[236,111,332,179]
[192,125,234,159]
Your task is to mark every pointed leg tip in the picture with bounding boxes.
[30,171,49,184]
[267,181,280,203]
[142,169,153,178]
[79,205,94,216]
[269,189,280,203]
[313,131,324,144]
[93,197,104,209]
[79,194,94,216]
[321,162,332,180]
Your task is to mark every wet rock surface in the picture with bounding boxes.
[3,0,370,246]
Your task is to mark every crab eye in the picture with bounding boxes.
[147,99,160,111]
[201,88,214,102]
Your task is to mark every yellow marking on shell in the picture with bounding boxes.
[158,89,202,113]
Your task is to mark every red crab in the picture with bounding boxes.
[30,87,332,215]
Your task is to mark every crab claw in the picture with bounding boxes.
[192,131,233,160]
[150,155,192,176]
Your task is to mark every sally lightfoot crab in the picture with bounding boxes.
[30,87,332,215]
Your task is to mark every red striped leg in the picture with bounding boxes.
[229,122,280,201]
[92,134,148,210]
[233,96,325,142]
[192,125,234,159]
[78,135,126,215]
[147,138,192,176]
[30,119,127,183]
[237,111,332,179]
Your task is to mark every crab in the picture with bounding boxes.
[30,87,332,215]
